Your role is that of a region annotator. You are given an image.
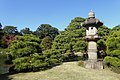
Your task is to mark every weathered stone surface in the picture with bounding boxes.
[88,41,97,60]
[83,11,104,69]
[88,52,97,60]
[84,60,104,69]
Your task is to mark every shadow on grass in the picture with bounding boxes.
[0,73,13,80]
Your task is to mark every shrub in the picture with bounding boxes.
[78,61,84,67]
[0,53,7,65]
[43,49,63,67]
[111,66,120,74]
[104,30,120,73]
[40,36,52,51]
[8,34,45,72]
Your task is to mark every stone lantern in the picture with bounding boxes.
[82,10,104,69]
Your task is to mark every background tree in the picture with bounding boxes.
[2,35,15,47]
[1,26,20,47]
[3,26,19,35]
[20,27,33,35]
[98,25,111,39]
[0,23,3,39]
[97,26,111,58]
[0,23,5,48]
[40,36,52,51]
[66,17,85,31]
[35,24,59,39]
[110,25,120,34]
[0,39,7,48]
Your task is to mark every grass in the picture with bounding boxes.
[0,61,120,80]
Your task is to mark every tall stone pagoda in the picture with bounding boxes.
[82,10,104,69]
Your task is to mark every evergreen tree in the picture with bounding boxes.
[35,24,59,39]
[104,30,120,73]
[8,34,45,71]
[67,17,85,31]
[40,36,52,51]
[52,17,87,61]
[3,26,19,35]
[20,27,33,35]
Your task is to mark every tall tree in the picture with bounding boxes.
[20,27,33,35]
[2,26,20,47]
[67,17,85,31]
[110,25,120,34]
[0,23,3,39]
[35,24,59,39]
[3,26,19,35]
[52,17,87,61]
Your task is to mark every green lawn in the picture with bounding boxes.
[1,61,120,80]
